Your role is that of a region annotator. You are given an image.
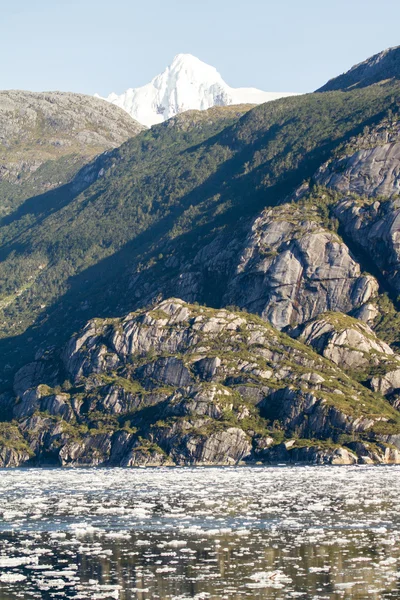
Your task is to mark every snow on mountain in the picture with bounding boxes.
[95,54,298,127]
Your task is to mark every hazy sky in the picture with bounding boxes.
[2,0,400,96]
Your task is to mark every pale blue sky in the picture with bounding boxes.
[2,0,400,95]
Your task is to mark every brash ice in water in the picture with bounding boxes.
[0,466,399,599]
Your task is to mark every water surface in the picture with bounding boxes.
[0,466,399,599]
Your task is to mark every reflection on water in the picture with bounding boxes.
[0,466,398,598]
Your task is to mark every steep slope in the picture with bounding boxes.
[0,85,399,391]
[96,54,297,126]
[0,90,145,216]
[0,105,253,352]
[5,299,400,467]
[222,200,377,329]
[311,116,400,298]
[317,45,400,92]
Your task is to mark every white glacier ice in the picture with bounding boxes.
[95,54,298,127]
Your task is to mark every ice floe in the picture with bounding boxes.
[0,466,398,597]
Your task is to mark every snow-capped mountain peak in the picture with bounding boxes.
[96,54,298,127]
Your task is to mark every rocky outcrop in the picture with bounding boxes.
[333,197,400,293]
[313,119,400,294]
[317,143,400,198]
[0,447,31,468]
[259,386,380,440]
[259,439,400,465]
[59,434,113,467]
[0,423,32,467]
[260,441,358,465]
[370,370,400,396]
[13,386,74,421]
[345,440,400,464]
[6,299,400,466]
[121,447,172,467]
[125,197,379,333]
[298,312,400,398]
[156,423,252,465]
[223,204,378,329]
[299,313,397,369]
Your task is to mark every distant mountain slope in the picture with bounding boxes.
[317,45,400,92]
[0,90,145,216]
[96,54,297,126]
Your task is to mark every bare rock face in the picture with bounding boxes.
[317,143,400,199]
[314,119,400,294]
[333,197,400,293]
[187,428,252,464]
[13,362,47,398]
[260,439,400,465]
[0,447,31,468]
[121,449,172,467]
[59,434,113,467]
[157,425,252,465]
[298,312,400,397]
[346,440,400,464]
[13,386,74,421]
[300,313,397,369]
[223,204,378,329]
[260,387,377,441]
[370,370,400,396]
[262,443,358,465]
[6,299,400,467]
[353,303,380,327]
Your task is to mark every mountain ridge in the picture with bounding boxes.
[317,44,400,92]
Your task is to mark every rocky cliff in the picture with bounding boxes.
[127,187,380,332]
[4,299,400,467]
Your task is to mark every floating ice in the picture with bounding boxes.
[0,466,398,598]
[0,573,26,582]
[0,556,38,567]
